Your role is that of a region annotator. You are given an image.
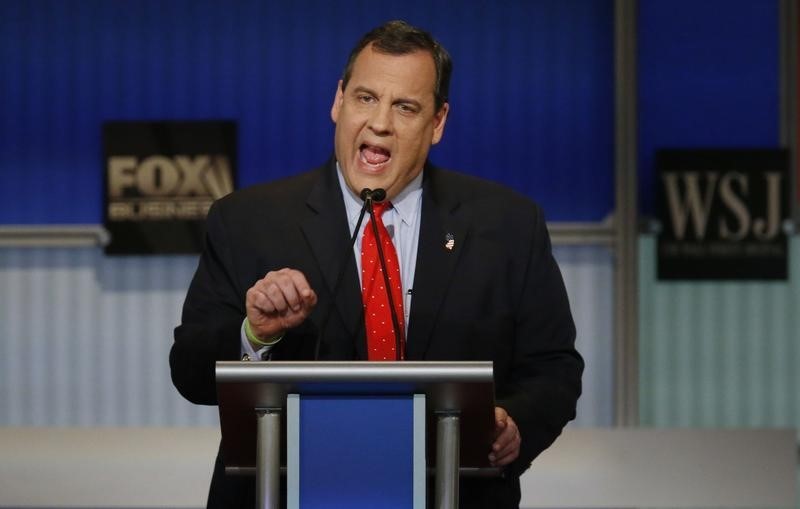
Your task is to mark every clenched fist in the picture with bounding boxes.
[245,268,318,341]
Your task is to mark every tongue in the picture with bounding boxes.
[363,146,390,165]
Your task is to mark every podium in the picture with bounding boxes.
[216,361,499,509]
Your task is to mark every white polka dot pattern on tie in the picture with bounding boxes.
[360,201,405,360]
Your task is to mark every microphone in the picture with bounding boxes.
[365,190,404,360]
[360,188,386,203]
[313,188,385,359]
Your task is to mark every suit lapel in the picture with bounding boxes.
[300,161,366,358]
[405,167,469,360]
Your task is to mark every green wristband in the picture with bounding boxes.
[244,318,284,347]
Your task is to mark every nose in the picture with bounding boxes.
[368,102,393,136]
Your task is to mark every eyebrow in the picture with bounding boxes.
[351,86,423,110]
[352,85,375,95]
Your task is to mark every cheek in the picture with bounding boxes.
[397,122,434,146]
[396,136,430,164]
[336,123,358,150]
[343,109,369,130]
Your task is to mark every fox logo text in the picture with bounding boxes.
[107,155,233,221]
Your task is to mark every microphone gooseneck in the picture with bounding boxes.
[313,188,386,360]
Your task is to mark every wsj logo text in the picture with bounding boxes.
[662,171,783,242]
[107,155,233,220]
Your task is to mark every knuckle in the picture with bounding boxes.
[265,283,281,297]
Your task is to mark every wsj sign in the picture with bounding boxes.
[657,149,788,280]
[104,121,236,254]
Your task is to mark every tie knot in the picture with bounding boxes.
[372,201,392,216]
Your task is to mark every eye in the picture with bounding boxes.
[396,103,419,114]
[357,94,376,104]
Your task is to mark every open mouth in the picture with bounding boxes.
[359,144,391,168]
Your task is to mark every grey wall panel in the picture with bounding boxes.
[0,245,613,427]
[0,247,218,426]
[554,245,615,427]
[639,235,800,428]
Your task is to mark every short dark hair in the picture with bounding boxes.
[341,20,452,112]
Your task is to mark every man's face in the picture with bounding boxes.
[331,44,449,200]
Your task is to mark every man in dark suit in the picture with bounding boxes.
[171,20,582,509]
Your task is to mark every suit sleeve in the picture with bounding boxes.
[170,201,246,405]
[495,203,584,477]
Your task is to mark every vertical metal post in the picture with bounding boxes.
[256,409,282,509]
[435,413,460,509]
[780,0,798,224]
[614,0,640,427]
[413,394,427,509]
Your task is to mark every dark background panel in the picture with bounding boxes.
[637,0,781,217]
[0,0,614,224]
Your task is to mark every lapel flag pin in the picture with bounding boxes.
[444,232,455,251]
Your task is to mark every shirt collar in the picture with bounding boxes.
[336,162,423,228]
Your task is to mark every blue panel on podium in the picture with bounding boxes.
[298,396,413,509]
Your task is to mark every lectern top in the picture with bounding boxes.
[216,360,493,384]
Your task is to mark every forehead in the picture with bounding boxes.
[348,45,437,101]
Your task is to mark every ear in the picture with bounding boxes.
[331,80,344,123]
[431,102,450,145]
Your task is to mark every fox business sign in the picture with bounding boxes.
[103,121,236,254]
[657,149,789,280]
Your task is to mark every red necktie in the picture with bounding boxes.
[361,201,405,360]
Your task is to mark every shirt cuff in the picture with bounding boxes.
[240,319,278,361]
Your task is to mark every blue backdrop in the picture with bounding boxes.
[0,0,614,224]
[2,1,781,224]
[638,0,781,216]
